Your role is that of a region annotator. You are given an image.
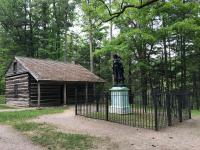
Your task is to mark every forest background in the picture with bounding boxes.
[0,0,199,108]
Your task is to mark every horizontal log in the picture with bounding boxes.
[6,86,28,91]
[6,91,29,94]
[6,88,29,93]
[6,75,28,81]
[7,101,29,107]
[6,73,28,80]
[6,79,28,85]
[6,93,29,97]
[6,94,29,98]
[6,98,29,101]
[6,82,29,87]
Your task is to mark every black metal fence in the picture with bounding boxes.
[75,91,191,130]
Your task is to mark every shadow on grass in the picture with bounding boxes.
[14,122,96,150]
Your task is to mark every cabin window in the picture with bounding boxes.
[14,84,18,98]
[13,62,17,74]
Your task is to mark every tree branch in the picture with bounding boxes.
[98,0,160,23]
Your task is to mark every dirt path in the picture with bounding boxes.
[0,125,44,150]
[34,107,200,150]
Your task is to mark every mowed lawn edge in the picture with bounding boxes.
[0,104,17,109]
[0,107,65,124]
[0,107,99,150]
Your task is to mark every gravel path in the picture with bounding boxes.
[0,125,44,150]
[34,107,200,150]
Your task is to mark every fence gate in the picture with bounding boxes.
[75,91,191,131]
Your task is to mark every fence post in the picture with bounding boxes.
[166,92,172,126]
[153,92,158,131]
[96,96,99,112]
[189,93,192,119]
[75,88,78,115]
[178,93,182,122]
[106,93,109,121]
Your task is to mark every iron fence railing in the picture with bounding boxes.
[75,91,191,131]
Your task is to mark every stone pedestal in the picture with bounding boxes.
[109,87,132,114]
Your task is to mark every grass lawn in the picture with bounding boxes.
[192,110,200,117]
[85,110,168,130]
[0,107,65,124]
[14,122,96,150]
[0,107,97,150]
[0,104,17,109]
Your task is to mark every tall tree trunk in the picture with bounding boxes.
[64,0,69,63]
[193,72,199,109]
[89,30,94,72]
[29,0,34,57]
[24,0,28,56]
[87,1,94,73]
[109,0,114,85]
[138,47,147,112]
[180,34,187,90]
[162,14,169,92]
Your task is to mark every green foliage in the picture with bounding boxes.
[0,0,199,103]
[95,0,200,93]
[0,95,5,104]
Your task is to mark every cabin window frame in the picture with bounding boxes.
[14,84,18,98]
[13,62,17,74]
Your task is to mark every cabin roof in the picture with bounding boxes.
[13,56,105,83]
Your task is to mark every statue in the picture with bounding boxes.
[109,54,131,114]
[112,54,125,86]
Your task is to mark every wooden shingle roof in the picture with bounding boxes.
[15,56,105,83]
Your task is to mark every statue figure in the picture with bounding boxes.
[112,54,125,86]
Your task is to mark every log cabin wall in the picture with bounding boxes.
[5,73,29,107]
[6,60,28,76]
[29,75,63,106]
[5,58,104,107]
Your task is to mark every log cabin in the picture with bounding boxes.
[5,56,105,107]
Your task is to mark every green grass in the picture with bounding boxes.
[14,122,95,150]
[87,111,156,129]
[0,95,5,104]
[0,107,98,150]
[192,110,200,117]
[0,107,65,124]
[0,104,16,109]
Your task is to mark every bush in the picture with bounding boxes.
[0,95,5,104]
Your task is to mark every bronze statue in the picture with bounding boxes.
[112,54,125,86]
